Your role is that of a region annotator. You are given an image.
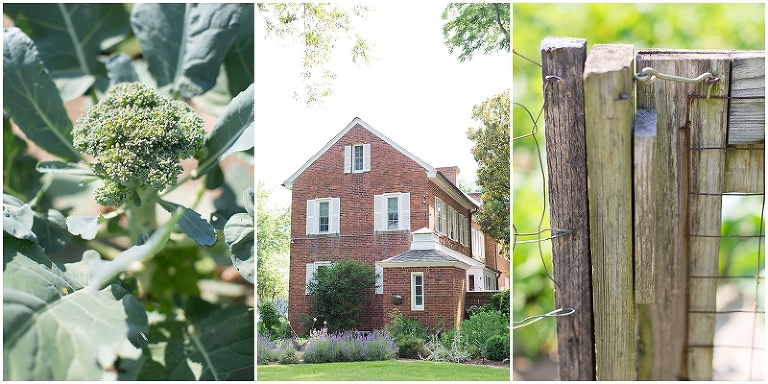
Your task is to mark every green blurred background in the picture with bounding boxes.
[512,3,765,361]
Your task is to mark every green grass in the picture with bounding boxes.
[257,360,510,381]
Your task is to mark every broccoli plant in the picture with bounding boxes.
[3,3,254,381]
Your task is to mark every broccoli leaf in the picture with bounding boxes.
[223,188,254,284]
[31,208,69,253]
[88,208,185,290]
[3,28,80,161]
[3,237,148,380]
[138,302,254,380]
[223,3,254,97]
[193,84,254,178]
[157,200,217,246]
[105,53,140,86]
[130,3,243,98]
[36,161,95,176]
[3,195,37,242]
[4,3,130,100]
[66,214,106,240]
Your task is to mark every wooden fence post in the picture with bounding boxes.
[540,37,595,381]
[583,44,636,380]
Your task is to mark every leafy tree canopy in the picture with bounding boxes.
[441,3,510,62]
[468,91,510,259]
[256,181,290,301]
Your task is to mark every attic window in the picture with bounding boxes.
[344,144,371,173]
[354,144,364,171]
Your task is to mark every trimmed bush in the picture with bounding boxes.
[396,334,426,359]
[485,334,510,361]
[307,259,377,332]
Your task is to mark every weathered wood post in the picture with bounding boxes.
[583,44,636,380]
[540,36,595,381]
[635,50,732,380]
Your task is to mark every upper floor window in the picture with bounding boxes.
[318,201,330,233]
[449,207,458,241]
[435,197,447,235]
[459,214,468,246]
[344,143,370,173]
[471,227,485,260]
[374,193,410,231]
[307,198,340,235]
[387,197,399,229]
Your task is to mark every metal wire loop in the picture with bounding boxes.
[633,67,718,84]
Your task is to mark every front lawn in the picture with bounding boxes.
[257,360,510,381]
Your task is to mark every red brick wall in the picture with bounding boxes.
[287,123,482,334]
[381,266,467,331]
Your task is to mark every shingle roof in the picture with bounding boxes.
[382,249,458,263]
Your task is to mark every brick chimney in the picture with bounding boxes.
[468,192,482,204]
[436,166,460,185]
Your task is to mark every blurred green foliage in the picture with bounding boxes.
[512,3,765,359]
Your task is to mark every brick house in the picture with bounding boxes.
[282,117,509,334]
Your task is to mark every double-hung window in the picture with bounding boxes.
[449,207,458,241]
[318,201,330,233]
[344,143,371,173]
[374,193,410,231]
[306,198,340,235]
[305,261,333,294]
[411,272,424,310]
[459,215,468,246]
[435,197,446,235]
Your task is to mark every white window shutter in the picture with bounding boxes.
[375,263,383,294]
[306,199,316,235]
[373,195,382,231]
[344,145,352,173]
[330,198,341,233]
[306,263,315,295]
[399,193,410,230]
[362,143,371,171]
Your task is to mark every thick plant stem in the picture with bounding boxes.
[128,187,159,243]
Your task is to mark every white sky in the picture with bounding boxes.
[254,2,510,207]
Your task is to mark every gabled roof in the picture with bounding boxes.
[282,117,480,210]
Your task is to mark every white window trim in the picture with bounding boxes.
[459,215,468,246]
[307,197,340,235]
[344,143,371,173]
[471,227,485,260]
[375,263,383,294]
[435,197,446,235]
[306,261,333,295]
[411,272,424,311]
[374,192,410,231]
[448,207,458,241]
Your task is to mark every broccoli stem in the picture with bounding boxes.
[127,186,159,243]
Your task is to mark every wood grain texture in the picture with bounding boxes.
[633,109,656,304]
[685,55,731,380]
[540,36,595,381]
[728,52,765,144]
[634,51,732,380]
[724,145,764,193]
[583,44,636,381]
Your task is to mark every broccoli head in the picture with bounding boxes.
[73,82,206,206]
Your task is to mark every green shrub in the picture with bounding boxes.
[257,336,277,365]
[386,309,428,342]
[461,310,509,357]
[257,301,289,340]
[307,259,377,332]
[485,334,510,361]
[396,334,427,359]
[490,289,510,318]
[363,332,397,361]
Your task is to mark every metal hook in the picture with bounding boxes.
[633,67,717,84]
